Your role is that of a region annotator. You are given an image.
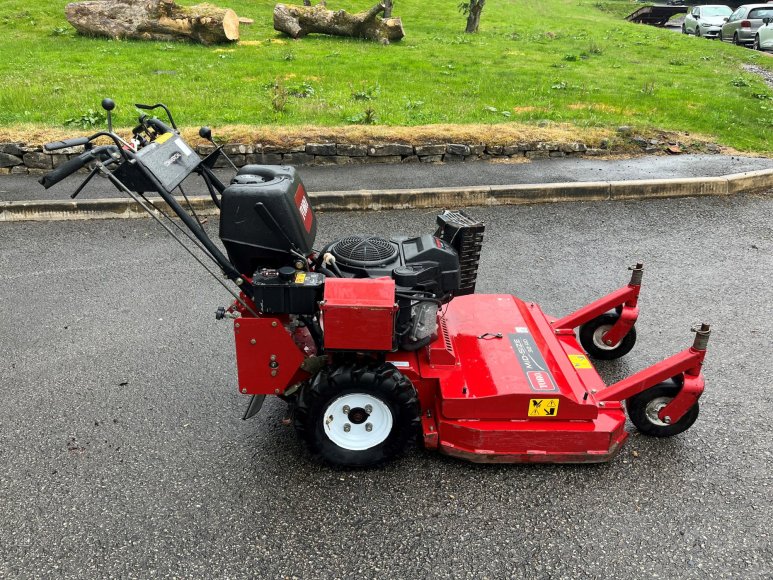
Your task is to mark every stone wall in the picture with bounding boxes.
[0,140,606,175]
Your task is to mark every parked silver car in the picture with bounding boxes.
[719,4,773,45]
[682,5,733,38]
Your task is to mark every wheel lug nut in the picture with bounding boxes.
[344,423,351,432]
[343,405,350,414]
[365,423,373,432]
[365,405,372,414]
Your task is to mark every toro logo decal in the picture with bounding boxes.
[163,152,182,167]
[509,329,559,393]
[294,184,313,233]
[526,371,556,392]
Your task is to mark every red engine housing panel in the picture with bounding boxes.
[321,278,397,351]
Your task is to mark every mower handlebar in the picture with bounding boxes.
[38,145,118,190]
[140,114,175,136]
[43,137,91,152]
[135,103,178,131]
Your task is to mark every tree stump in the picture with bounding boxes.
[273,2,404,43]
[65,0,240,45]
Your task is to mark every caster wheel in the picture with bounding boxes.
[579,313,636,360]
[294,363,420,467]
[626,380,700,437]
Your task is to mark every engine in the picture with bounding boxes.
[320,233,458,349]
[218,164,484,351]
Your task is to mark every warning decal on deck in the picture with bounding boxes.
[528,399,559,417]
[509,330,559,392]
[569,354,592,369]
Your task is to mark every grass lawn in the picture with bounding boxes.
[2,0,773,152]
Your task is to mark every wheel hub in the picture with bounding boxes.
[591,324,617,350]
[348,407,369,424]
[644,396,672,426]
[323,393,393,451]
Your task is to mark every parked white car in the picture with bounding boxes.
[753,17,773,50]
[720,4,773,46]
[682,5,733,38]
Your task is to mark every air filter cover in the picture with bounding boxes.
[330,235,398,267]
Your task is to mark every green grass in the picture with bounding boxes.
[2,0,773,152]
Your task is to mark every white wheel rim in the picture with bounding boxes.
[644,396,672,427]
[322,393,393,451]
[592,324,617,350]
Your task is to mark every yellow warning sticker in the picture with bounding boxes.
[528,399,559,417]
[295,272,306,284]
[155,132,173,144]
[569,354,592,369]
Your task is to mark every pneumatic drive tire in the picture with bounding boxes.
[579,313,636,360]
[626,380,700,437]
[293,363,420,468]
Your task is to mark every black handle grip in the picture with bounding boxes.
[38,150,95,189]
[43,137,90,152]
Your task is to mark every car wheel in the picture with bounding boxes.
[754,35,761,51]
[696,27,701,38]
[681,24,687,34]
[733,32,740,45]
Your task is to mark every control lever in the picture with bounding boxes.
[102,98,115,134]
[199,126,238,171]
[135,103,178,131]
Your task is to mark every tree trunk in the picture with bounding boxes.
[273,2,404,44]
[65,0,240,45]
[464,0,485,33]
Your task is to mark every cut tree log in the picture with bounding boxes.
[65,0,240,45]
[273,2,404,44]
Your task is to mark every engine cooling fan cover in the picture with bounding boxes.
[329,235,399,267]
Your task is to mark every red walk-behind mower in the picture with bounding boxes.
[40,99,711,467]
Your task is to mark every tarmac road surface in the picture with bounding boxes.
[2,153,773,202]
[0,193,771,578]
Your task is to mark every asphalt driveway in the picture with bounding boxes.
[0,193,771,578]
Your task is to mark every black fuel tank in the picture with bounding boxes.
[219,165,317,274]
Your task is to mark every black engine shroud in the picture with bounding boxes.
[216,165,485,349]
[325,234,461,298]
